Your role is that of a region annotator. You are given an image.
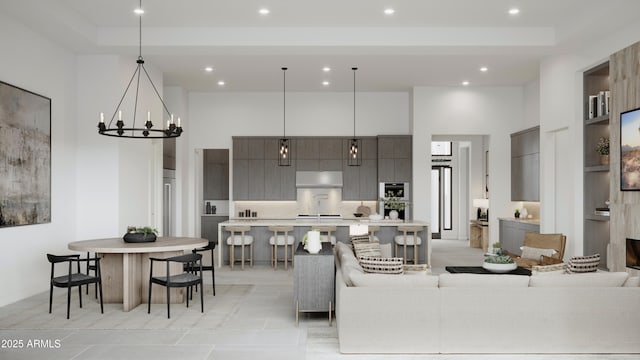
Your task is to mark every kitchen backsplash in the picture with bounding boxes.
[232,200,378,219]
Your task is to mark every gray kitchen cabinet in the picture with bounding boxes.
[232,159,249,200]
[318,137,342,159]
[319,159,342,171]
[296,137,319,159]
[233,137,249,159]
[203,149,229,200]
[248,159,265,200]
[247,137,265,159]
[264,159,296,200]
[377,135,412,183]
[498,219,540,256]
[510,126,540,201]
[201,215,228,245]
[342,137,379,200]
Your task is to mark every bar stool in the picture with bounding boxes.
[225,225,253,269]
[368,225,380,242]
[312,225,337,245]
[268,226,295,270]
[394,225,424,264]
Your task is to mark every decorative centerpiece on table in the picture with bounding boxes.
[382,197,409,220]
[123,226,158,243]
[483,249,517,273]
[596,137,610,165]
[301,230,322,254]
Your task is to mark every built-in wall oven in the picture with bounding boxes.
[379,182,410,220]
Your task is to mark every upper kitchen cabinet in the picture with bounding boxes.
[203,149,229,200]
[296,137,342,171]
[233,137,296,200]
[377,135,412,183]
[510,126,540,201]
[343,137,378,200]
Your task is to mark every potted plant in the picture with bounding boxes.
[596,137,610,165]
[123,226,158,243]
[492,242,502,254]
[514,208,520,219]
[382,197,408,220]
[483,253,517,273]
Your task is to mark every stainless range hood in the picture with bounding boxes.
[295,171,343,188]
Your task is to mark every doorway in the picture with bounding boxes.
[431,165,452,239]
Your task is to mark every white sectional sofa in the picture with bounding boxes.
[334,242,640,354]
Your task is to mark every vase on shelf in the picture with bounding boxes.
[600,155,609,165]
[389,210,399,220]
[305,230,322,254]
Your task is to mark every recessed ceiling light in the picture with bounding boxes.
[322,81,330,86]
[259,8,270,15]
[204,67,213,73]
[508,8,520,15]
[462,81,470,86]
[480,67,488,72]
[217,81,225,86]
[322,67,331,72]
[384,8,395,15]
[133,8,144,15]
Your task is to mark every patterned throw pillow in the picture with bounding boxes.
[531,262,567,275]
[567,254,600,273]
[352,241,382,259]
[358,256,404,274]
[520,246,557,260]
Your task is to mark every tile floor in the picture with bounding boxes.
[0,240,638,359]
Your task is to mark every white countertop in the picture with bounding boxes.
[220,218,429,227]
[498,217,540,225]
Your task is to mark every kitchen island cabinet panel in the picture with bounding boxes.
[498,219,540,256]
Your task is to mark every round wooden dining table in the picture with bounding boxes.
[69,236,208,311]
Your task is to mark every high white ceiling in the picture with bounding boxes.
[2,0,640,92]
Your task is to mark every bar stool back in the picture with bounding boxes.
[368,225,380,242]
[268,226,295,270]
[394,225,424,264]
[312,225,337,245]
[225,225,253,269]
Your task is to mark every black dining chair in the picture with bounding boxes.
[148,253,204,319]
[86,252,98,298]
[185,240,216,296]
[47,254,103,319]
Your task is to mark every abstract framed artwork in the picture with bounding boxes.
[621,107,640,191]
[0,81,51,227]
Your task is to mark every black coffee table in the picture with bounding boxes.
[445,266,531,276]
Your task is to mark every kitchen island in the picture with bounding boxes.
[216,219,430,268]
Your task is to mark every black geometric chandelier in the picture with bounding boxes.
[278,67,291,166]
[348,67,362,166]
[98,0,182,139]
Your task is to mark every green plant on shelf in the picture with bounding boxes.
[382,197,410,211]
[596,137,610,155]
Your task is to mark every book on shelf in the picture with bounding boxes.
[605,90,610,115]
[598,91,607,117]
[588,95,597,119]
[595,207,610,216]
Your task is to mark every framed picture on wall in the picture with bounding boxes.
[0,81,51,227]
[620,107,640,191]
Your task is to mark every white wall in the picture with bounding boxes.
[538,19,640,258]
[0,12,77,306]
[412,87,525,245]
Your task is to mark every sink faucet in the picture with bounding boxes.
[313,194,328,217]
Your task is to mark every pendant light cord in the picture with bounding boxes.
[282,67,287,137]
[139,0,142,59]
[352,67,357,137]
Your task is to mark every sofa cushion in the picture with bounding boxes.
[520,246,557,260]
[353,241,382,259]
[438,273,529,287]
[567,254,600,273]
[531,262,567,276]
[350,272,439,287]
[529,271,629,287]
[358,256,404,274]
[624,276,640,287]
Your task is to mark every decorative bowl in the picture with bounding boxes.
[369,213,383,221]
[353,212,363,218]
[123,232,157,243]
[482,261,517,273]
